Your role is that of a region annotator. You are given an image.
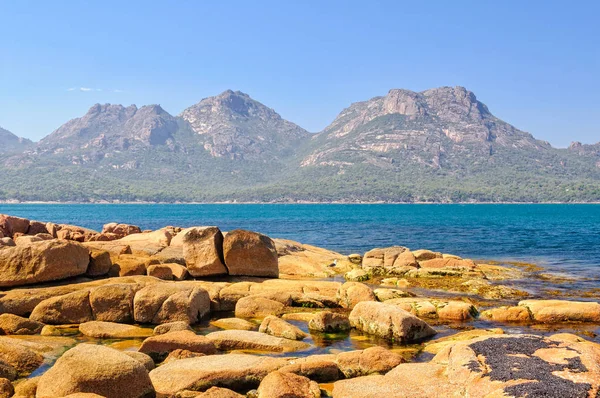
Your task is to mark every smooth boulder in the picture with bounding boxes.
[308,311,350,332]
[0,240,89,287]
[30,290,93,325]
[256,371,320,398]
[133,284,210,324]
[182,227,228,277]
[36,344,154,398]
[259,316,308,340]
[0,314,44,335]
[223,230,279,277]
[349,301,437,342]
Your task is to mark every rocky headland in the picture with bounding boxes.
[0,213,599,397]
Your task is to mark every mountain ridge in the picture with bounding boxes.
[0,86,598,203]
[0,126,33,153]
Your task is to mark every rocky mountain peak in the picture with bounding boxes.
[179,90,309,160]
[382,89,427,117]
[39,103,178,151]
[422,86,490,123]
[181,90,283,131]
[304,86,548,169]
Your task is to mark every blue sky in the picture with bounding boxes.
[0,0,598,147]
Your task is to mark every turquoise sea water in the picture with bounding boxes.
[1,204,599,292]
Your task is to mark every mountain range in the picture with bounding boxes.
[1,87,599,203]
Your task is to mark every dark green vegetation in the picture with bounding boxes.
[1,87,599,202]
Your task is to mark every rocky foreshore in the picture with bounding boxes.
[0,213,599,397]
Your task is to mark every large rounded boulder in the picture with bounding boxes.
[182,227,228,277]
[36,344,154,398]
[0,240,90,287]
[223,230,278,277]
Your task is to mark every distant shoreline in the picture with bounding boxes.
[1,201,599,205]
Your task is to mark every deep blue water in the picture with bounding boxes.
[1,204,599,283]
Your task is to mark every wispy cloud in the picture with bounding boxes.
[66,87,122,92]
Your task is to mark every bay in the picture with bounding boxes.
[1,203,599,284]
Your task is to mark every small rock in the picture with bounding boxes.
[336,346,404,378]
[0,338,43,376]
[257,371,320,398]
[147,263,188,281]
[0,378,14,398]
[308,311,350,332]
[123,351,155,371]
[102,223,141,239]
[278,354,340,382]
[210,318,256,331]
[282,313,316,323]
[0,238,15,247]
[337,282,376,309]
[347,254,362,264]
[344,268,370,282]
[12,375,39,397]
[436,301,477,321]
[411,249,442,261]
[87,250,112,276]
[259,316,307,340]
[0,314,43,335]
[163,349,205,364]
[235,296,285,319]
[363,246,417,274]
[197,386,244,397]
[373,288,414,301]
[153,321,192,335]
[419,258,475,270]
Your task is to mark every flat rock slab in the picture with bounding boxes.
[149,353,289,396]
[205,330,311,353]
[139,330,217,359]
[79,321,152,339]
[520,299,600,323]
[210,318,256,331]
[332,333,600,398]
